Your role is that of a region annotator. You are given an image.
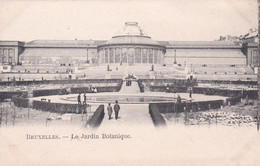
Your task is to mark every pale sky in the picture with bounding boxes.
[0,0,257,42]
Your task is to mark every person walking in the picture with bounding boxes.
[77,93,81,105]
[113,100,120,120]
[77,93,82,114]
[107,103,113,120]
[83,93,87,105]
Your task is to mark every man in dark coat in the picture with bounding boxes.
[113,100,120,120]
[77,93,81,105]
[83,93,87,105]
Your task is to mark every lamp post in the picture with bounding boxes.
[174,49,177,64]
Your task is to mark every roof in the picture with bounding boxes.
[0,41,25,46]
[25,40,106,48]
[113,22,149,38]
[102,36,163,46]
[158,41,242,48]
[98,22,165,48]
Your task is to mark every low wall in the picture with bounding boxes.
[86,105,104,128]
[149,104,167,127]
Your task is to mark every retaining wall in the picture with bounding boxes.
[86,105,104,128]
[149,104,167,127]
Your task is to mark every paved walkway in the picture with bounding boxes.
[119,81,140,94]
[98,81,154,129]
[99,104,153,129]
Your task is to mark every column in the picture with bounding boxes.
[147,48,149,63]
[0,48,3,64]
[114,47,116,63]
[126,47,128,63]
[134,47,136,63]
[102,49,104,63]
[102,49,104,64]
[141,47,143,63]
[120,47,122,63]
[108,48,110,63]
[152,48,154,64]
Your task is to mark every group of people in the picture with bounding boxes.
[90,86,98,93]
[107,100,120,120]
[77,93,120,120]
[77,93,87,105]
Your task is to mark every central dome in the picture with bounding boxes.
[99,22,164,46]
[97,22,166,65]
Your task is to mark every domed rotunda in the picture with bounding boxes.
[97,22,166,65]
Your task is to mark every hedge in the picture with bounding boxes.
[70,86,122,94]
[149,104,167,127]
[149,86,187,93]
[152,99,225,114]
[12,96,29,108]
[193,87,258,99]
[86,105,104,128]
[33,88,69,97]
[226,95,243,105]
[0,79,123,86]
[33,80,123,97]
[32,100,79,113]
[0,91,28,101]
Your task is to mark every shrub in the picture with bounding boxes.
[12,96,29,108]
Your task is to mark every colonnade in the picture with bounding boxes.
[98,47,164,64]
[0,48,15,65]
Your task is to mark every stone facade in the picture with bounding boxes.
[0,41,25,65]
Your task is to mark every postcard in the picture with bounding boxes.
[0,0,259,166]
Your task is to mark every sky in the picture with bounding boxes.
[0,0,258,42]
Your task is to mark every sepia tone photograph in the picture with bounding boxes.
[0,0,259,166]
